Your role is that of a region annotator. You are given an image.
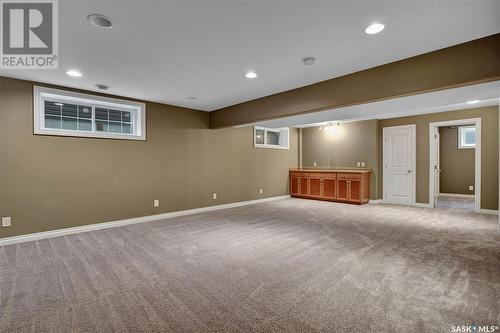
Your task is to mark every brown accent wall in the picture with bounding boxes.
[0,77,298,239]
[378,107,498,209]
[210,34,500,128]
[301,120,380,199]
[439,127,475,195]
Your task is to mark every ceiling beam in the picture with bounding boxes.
[209,33,500,128]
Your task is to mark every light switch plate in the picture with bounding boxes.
[153,200,160,207]
[313,162,317,167]
[469,185,474,191]
[259,188,263,194]
[213,193,217,200]
[2,217,11,227]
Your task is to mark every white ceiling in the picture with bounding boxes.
[1,1,499,111]
[255,81,500,128]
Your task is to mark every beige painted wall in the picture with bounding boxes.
[439,127,475,195]
[0,77,298,238]
[379,107,498,209]
[301,120,380,199]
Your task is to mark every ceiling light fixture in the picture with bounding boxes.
[303,57,316,65]
[365,23,385,35]
[245,71,258,79]
[66,70,82,77]
[466,100,480,104]
[87,14,113,29]
[187,96,198,100]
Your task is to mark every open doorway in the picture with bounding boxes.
[429,118,481,213]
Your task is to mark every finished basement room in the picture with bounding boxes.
[0,1,499,332]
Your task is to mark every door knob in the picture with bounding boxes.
[407,170,412,174]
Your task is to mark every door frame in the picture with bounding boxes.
[429,118,481,212]
[382,124,417,206]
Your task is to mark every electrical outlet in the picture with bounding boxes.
[213,193,217,200]
[469,185,474,191]
[153,199,160,207]
[356,162,361,167]
[259,188,263,194]
[361,162,366,167]
[2,217,11,227]
[313,162,317,167]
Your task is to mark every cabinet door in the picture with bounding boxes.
[337,179,349,201]
[291,177,299,195]
[322,177,336,199]
[299,177,308,195]
[349,180,361,202]
[308,176,322,198]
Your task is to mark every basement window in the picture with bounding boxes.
[34,86,146,140]
[458,125,475,149]
[254,126,289,149]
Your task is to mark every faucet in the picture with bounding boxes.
[328,155,334,170]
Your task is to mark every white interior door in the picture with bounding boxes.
[433,127,440,207]
[383,125,416,205]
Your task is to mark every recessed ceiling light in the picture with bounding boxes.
[303,57,316,65]
[245,71,258,79]
[466,100,480,104]
[365,23,385,35]
[87,14,113,29]
[95,84,109,91]
[187,96,197,100]
[66,70,82,77]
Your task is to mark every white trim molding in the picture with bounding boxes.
[478,209,498,215]
[0,195,290,247]
[429,118,481,213]
[438,193,475,198]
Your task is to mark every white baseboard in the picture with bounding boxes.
[439,193,475,198]
[478,209,499,215]
[413,202,433,208]
[0,195,290,247]
[368,199,383,204]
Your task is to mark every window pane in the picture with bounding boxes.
[95,108,108,120]
[266,131,280,145]
[61,104,77,118]
[95,120,108,132]
[122,123,132,134]
[122,111,131,122]
[108,122,121,133]
[45,115,61,129]
[78,119,92,131]
[464,130,475,145]
[44,101,61,116]
[255,129,265,144]
[62,117,78,130]
[78,106,92,118]
[109,109,122,121]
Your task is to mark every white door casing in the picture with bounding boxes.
[383,125,416,205]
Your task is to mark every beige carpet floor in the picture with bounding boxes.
[0,198,499,332]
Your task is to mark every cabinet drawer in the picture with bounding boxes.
[290,172,308,177]
[320,173,337,179]
[338,173,361,180]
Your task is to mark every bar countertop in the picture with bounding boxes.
[289,168,372,173]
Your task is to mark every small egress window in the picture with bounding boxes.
[254,126,289,149]
[34,86,146,140]
[458,125,476,149]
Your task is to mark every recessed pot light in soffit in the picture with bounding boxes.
[365,23,384,34]
[303,57,316,65]
[87,14,113,28]
[95,84,109,91]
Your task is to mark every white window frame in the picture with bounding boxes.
[33,86,146,140]
[254,126,289,150]
[458,125,476,149]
